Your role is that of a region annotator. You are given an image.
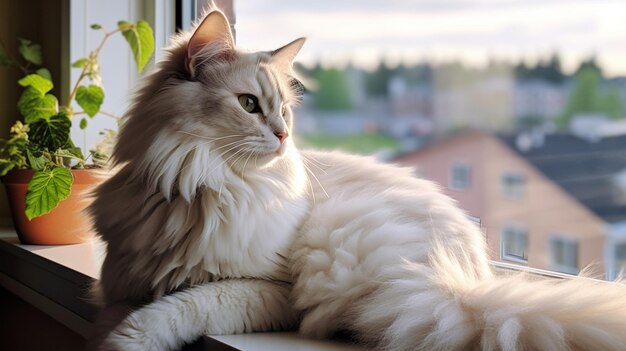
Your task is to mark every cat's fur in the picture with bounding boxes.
[90,9,626,351]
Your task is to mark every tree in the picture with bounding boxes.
[543,54,565,83]
[576,56,602,76]
[313,68,353,111]
[559,67,602,127]
[558,66,625,127]
[515,54,564,83]
[365,61,394,97]
[601,87,625,120]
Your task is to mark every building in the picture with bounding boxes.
[513,80,568,126]
[394,132,626,279]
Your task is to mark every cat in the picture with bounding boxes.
[89,8,626,351]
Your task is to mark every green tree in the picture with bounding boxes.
[559,66,625,127]
[313,68,353,111]
[365,61,393,97]
[559,67,602,127]
[600,87,625,120]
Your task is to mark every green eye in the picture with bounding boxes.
[238,94,261,113]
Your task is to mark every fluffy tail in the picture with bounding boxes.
[356,251,626,350]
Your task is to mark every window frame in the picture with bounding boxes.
[501,170,525,199]
[500,224,529,264]
[612,241,626,279]
[449,160,471,191]
[549,235,579,275]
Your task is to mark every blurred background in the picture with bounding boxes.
[1,0,624,279]
[235,0,626,280]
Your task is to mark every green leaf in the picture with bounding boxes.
[24,167,73,220]
[28,113,71,151]
[18,86,58,123]
[0,44,12,66]
[72,58,87,68]
[0,160,16,177]
[76,85,104,117]
[80,117,88,129]
[119,20,154,72]
[55,148,84,162]
[62,140,85,161]
[90,23,102,30]
[18,38,42,65]
[18,74,53,94]
[36,68,52,82]
[27,150,47,171]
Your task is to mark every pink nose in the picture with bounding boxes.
[274,130,289,144]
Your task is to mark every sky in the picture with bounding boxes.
[233,0,626,76]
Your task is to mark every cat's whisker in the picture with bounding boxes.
[208,144,255,178]
[176,131,244,141]
[301,153,333,168]
[240,149,255,185]
[229,148,252,185]
[210,139,252,153]
[301,155,327,175]
[174,139,248,180]
[174,140,253,183]
[302,162,329,199]
[217,182,224,204]
[304,165,316,205]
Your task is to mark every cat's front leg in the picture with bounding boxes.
[98,279,297,351]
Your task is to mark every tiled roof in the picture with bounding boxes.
[499,134,626,223]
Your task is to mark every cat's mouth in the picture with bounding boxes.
[256,143,287,160]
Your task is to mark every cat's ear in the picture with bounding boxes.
[271,37,306,66]
[186,10,235,75]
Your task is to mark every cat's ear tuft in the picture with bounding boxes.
[271,37,306,66]
[186,10,235,76]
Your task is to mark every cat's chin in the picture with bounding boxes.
[252,144,289,167]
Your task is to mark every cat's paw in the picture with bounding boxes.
[98,308,170,351]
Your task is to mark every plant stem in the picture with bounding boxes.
[0,39,30,75]
[99,110,122,119]
[64,27,124,113]
[74,110,121,119]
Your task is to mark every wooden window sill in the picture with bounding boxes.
[0,228,365,351]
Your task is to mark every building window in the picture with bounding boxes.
[615,243,626,278]
[449,161,470,190]
[501,225,528,263]
[550,236,579,274]
[501,171,525,199]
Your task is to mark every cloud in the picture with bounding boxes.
[234,0,626,76]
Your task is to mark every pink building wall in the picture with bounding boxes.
[395,132,606,275]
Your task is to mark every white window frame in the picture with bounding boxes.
[501,170,525,199]
[449,161,471,190]
[500,224,529,264]
[549,235,579,275]
[612,241,626,279]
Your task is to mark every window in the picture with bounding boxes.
[449,162,471,190]
[550,236,579,274]
[501,171,525,199]
[615,243,626,278]
[233,1,626,283]
[501,225,528,263]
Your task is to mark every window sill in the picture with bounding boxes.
[0,228,365,351]
[501,254,529,265]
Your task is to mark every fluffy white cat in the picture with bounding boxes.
[89,9,626,351]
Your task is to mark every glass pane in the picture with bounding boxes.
[235,1,626,279]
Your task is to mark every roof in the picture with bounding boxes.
[499,133,626,223]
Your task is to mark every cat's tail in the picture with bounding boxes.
[356,245,626,351]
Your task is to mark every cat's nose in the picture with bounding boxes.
[273,130,289,144]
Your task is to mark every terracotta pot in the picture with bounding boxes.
[2,168,101,245]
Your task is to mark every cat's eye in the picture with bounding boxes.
[238,94,261,114]
[281,105,287,116]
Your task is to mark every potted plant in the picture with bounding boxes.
[0,20,154,245]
